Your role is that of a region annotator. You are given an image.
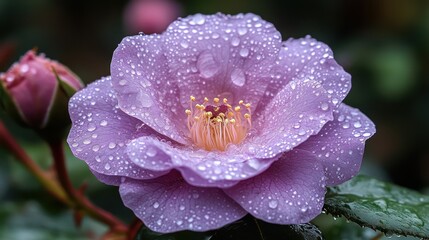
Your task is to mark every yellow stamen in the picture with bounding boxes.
[185,96,252,151]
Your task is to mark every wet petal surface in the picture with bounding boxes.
[164,13,282,107]
[126,136,279,188]
[119,171,247,233]
[298,104,376,185]
[224,150,326,224]
[68,77,167,179]
[249,79,334,159]
[111,35,187,144]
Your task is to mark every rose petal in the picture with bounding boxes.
[67,77,168,179]
[298,104,376,185]
[111,34,187,144]
[164,13,282,106]
[90,169,123,186]
[126,136,279,188]
[119,171,247,233]
[255,36,351,115]
[249,79,334,159]
[224,150,326,224]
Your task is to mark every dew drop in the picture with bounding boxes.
[20,64,29,73]
[118,79,127,86]
[197,165,206,171]
[239,48,249,57]
[180,41,189,48]
[153,202,159,209]
[104,163,111,170]
[146,146,157,157]
[197,52,218,78]
[353,121,362,128]
[231,37,240,47]
[100,120,108,126]
[268,200,278,209]
[321,103,329,111]
[192,14,205,25]
[139,93,153,107]
[230,68,246,87]
[108,142,116,149]
[87,124,96,132]
[92,145,100,152]
[237,27,248,36]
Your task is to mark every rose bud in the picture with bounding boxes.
[0,50,83,139]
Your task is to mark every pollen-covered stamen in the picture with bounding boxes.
[185,96,252,151]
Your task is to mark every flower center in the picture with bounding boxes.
[185,96,251,151]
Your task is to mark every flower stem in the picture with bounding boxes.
[0,121,71,205]
[47,140,127,232]
[253,218,266,240]
[127,218,143,240]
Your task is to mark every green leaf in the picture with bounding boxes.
[314,214,420,240]
[0,201,107,240]
[324,175,429,238]
[210,215,323,240]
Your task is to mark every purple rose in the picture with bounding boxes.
[68,13,375,233]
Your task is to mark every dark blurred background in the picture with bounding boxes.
[1,0,429,238]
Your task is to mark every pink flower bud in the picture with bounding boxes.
[0,50,83,131]
[123,0,181,34]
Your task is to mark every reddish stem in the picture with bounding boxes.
[127,218,144,240]
[0,121,70,204]
[47,140,128,232]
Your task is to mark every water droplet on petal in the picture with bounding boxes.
[180,41,189,48]
[118,79,127,86]
[192,14,205,25]
[139,92,153,107]
[231,37,240,47]
[87,124,96,132]
[268,200,278,209]
[239,48,249,57]
[321,103,329,111]
[146,146,157,157]
[353,121,362,128]
[100,120,108,126]
[237,27,247,36]
[92,145,100,152]
[153,202,159,209]
[231,68,246,87]
[104,163,111,170]
[197,52,219,78]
